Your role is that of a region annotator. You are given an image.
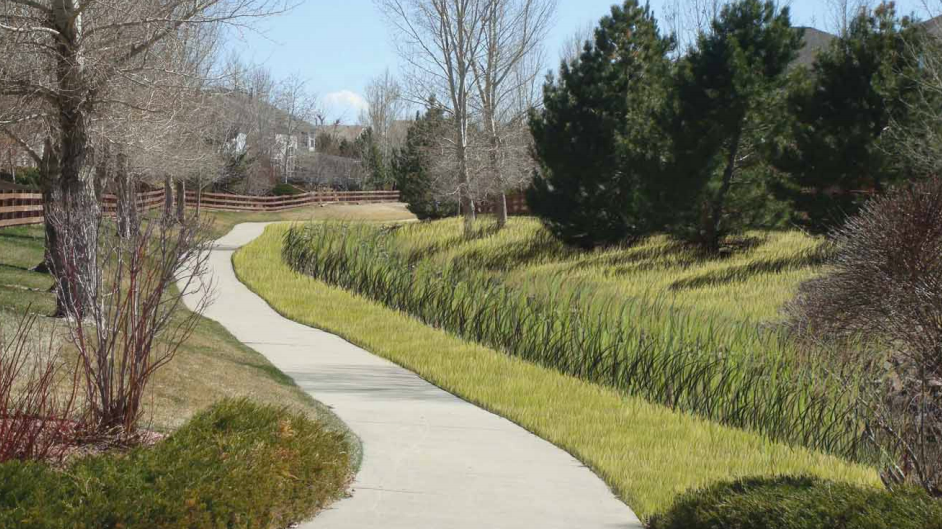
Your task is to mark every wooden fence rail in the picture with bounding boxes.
[0,191,44,228]
[1,189,401,228]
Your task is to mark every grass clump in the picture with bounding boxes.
[649,476,942,529]
[281,220,862,458]
[235,224,879,519]
[0,399,351,529]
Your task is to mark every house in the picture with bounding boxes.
[795,15,942,68]
[0,136,43,186]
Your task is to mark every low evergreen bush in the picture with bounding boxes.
[272,183,304,196]
[0,399,351,529]
[648,476,942,529]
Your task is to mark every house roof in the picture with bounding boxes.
[796,15,942,68]
[314,124,367,143]
[795,27,837,67]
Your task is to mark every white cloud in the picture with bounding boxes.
[323,90,368,123]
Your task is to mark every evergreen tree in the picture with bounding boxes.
[664,0,802,252]
[393,102,458,220]
[770,4,924,233]
[356,128,391,190]
[527,1,674,249]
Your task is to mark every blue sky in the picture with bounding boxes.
[227,0,929,123]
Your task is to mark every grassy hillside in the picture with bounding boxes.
[236,223,879,519]
[385,217,826,324]
[281,217,861,458]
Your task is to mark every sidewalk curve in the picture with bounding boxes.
[184,223,641,529]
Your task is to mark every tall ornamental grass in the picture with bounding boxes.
[283,222,866,459]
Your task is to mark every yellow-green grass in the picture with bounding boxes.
[234,223,879,519]
[0,224,352,448]
[282,219,856,455]
[384,217,826,325]
[203,202,416,238]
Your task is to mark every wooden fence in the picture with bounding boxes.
[0,189,401,228]
[0,190,43,228]
[477,192,530,216]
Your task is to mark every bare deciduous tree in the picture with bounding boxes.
[360,69,407,173]
[0,0,290,315]
[377,0,489,235]
[274,74,318,184]
[471,0,554,228]
[827,0,874,35]
[559,22,595,65]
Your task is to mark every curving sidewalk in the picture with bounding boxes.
[183,223,640,529]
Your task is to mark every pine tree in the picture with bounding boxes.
[527,1,674,249]
[357,128,390,190]
[664,0,802,252]
[393,102,458,220]
[770,4,924,233]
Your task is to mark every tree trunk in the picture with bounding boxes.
[707,134,742,253]
[46,0,99,318]
[164,174,174,221]
[456,127,475,237]
[176,179,186,223]
[497,192,509,229]
[485,116,506,230]
[116,149,137,238]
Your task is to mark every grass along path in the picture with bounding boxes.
[203,202,415,239]
[0,224,352,444]
[234,223,879,519]
[0,204,414,433]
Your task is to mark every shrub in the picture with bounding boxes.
[52,207,212,437]
[648,476,942,529]
[0,399,351,529]
[786,177,942,496]
[272,183,304,196]
[0,313,77,464]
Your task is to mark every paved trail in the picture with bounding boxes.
[183,223,640,529]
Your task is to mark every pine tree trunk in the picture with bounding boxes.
[707,134,742,253]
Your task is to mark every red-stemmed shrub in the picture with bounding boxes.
[49,205,212,438]
[0,313,77,463]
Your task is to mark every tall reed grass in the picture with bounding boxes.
[283,221,866,459]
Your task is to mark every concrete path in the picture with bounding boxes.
[183,223,640,529]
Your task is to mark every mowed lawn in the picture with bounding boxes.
[235,223,880,520]
[0,202,414,436]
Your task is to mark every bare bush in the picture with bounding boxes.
[0,313,77,463]
[49,206,212,437]
[786,177,942,496]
